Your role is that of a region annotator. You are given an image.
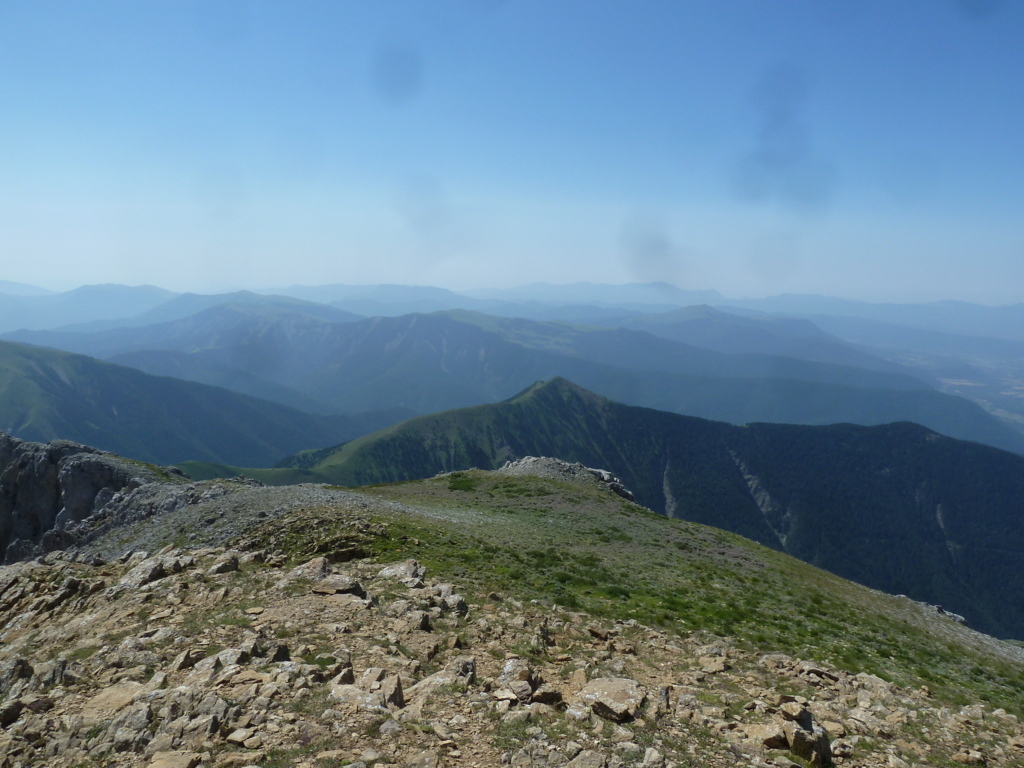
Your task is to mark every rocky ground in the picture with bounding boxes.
[2,534,1023,768]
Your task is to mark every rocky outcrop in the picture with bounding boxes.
[0,432,172,563]
[2,546,1021,768]
[499,457,635,501]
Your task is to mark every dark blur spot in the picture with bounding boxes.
[371,44,423,105]
[619,215,686,285]
[193,163,247,221]
[734,62,836,216]
[746,231,802,285]
[397,175,447,238]
[952,0,1005,19]
[395,175,472,261]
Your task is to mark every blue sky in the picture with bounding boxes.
[1,1,1022,302]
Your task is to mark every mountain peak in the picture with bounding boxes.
[511,376,608,405]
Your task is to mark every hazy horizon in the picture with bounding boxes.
[6,277,1024,309]
[2,2,1023,304]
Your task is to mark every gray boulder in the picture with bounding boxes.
[576,678,646,722]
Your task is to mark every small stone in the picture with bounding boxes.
[699,656,727,674]
[502,709,532,725]
[289,557,331,581]
[311,574,365,597]
[510,679,533,703]
[381,673,405,709]
[147,752,201,768]
[746,722,788,749]
[531,685,563,705]
[406,750,441,768]
[208,551,240,575]
[610,725,633,742]
[379,559,426,586]
[567,751,607,768]
[226,728,253,745]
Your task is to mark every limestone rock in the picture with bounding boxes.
[311,573,365,597]
[81,682,145,716]
[745,721,788,749]
[783,719,832,766]
[407,750,441,768]
[566,750,607,768]
[381,673,404,709]
[0,433,156,563]
[289,556,331,581]
[378,559,426,586]
[330,684,387,712]
[147,751,201,768]
[119,556,168,588]
[207,550,240,575]
[576,678,646,722]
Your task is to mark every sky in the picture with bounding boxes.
[0,1,1022,303]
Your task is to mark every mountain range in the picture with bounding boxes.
[5,280,1023,436]
[8,300,1024,455]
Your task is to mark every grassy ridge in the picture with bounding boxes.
[239,468,1024,716]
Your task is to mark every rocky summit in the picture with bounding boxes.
[1,454,1024,767]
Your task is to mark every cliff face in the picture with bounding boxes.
[0,432,168,563]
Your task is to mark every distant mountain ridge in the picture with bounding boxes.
[616,305,906,374]
[9,305,1024,454]
[0,340,406,466]
[719,294,1024,343]
[0,284,176,333]
[0,280,53,297]
[206,377,1024,638]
